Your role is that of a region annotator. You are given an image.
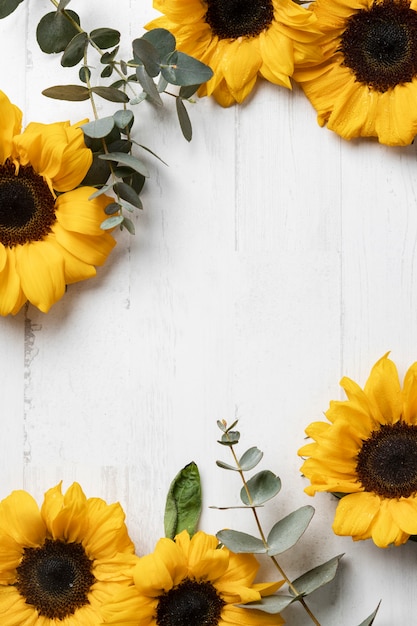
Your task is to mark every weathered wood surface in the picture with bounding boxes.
[1,2,416,624]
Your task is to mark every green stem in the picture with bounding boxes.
[227,437,321,626]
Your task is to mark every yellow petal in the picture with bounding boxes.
[0,247,26,316]
[56,188,112,236]
[388,497,417,535]
[364,354,402,424]
[0,90,22,164]
[333,491,380,537]
[41,482,89,543]
[402,362,417,423]
[0,490,45,547]
[83,498,134,559]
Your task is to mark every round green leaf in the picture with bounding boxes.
[36,10,80,53]
[216,530,266,554]
[113,109,134,131]
[0,0,25,19]
[161,51,213,86]
[141,28,176,58]
[90,27,120,49]
[100,215,123,230]
[239,447,263,471]
[61,31,88,67]
[132,38,161,77]
[240,470,281,506]
[81,117,115,139]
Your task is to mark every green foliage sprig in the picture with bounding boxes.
[0,0,213,234]
[212,419,380,626]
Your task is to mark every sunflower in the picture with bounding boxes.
[294,0,417,145]
[0,481,137,624]
[0,90,116,316]
[146,0,322,107]
[298,354,417,548]
[101,529,284,625]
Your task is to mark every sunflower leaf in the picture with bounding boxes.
[290,554,344,597]
[161,50,213,86]
[357,601,381,626]
[216,529,267,554]
[81,116,115,139]
[164,462,202,540]
[175,97,192,142]
[36,10,80,53]
[240,470,281,506]
[61,31,88,67]
[267,506,315,556]
[237,595,296,614]
[239,447,263,471]
[42,84,90,101]
[99,152,149,177]
[0,0,25,19]
[90,27,120,49]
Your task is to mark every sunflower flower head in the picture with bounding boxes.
[0,481,137,624]
[294,0,417,145]
[0,90,116,316]
[299,354,417,548]
[101,529,284,625]
[146,0,323,107]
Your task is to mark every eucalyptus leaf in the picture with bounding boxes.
[161,51,213,86]
[104,202,121,215]
[113,109,134,131]
[58,0,71,9]
[237,596,296,614]
[61,31,87,67]
[81,117,115,139]
[0,0,24,19]
[357,602,381,626]
[81,155,111,187]
[91,86,129,103]
[113,182,142,208]
[239,447,263,471]
[267,506,315,556]
[164,462,202,539]
[216,529,266,554]
[291,554,343,597]
[101,46,119,64]
[121,216,136,234]
[101,65,113,78]
[89,184,113,200]
[218,430,240,446]
[176,97,192,142]
[216,460,238,471]
[132,38,161,77]
[79,66,91,83]
[179,84,199,99]
[135,66,163,106]
[90,27,120,49]
[42,84,90,101]
[99,152,149,177]
[36,10,80,53]
[141,28,176,58]
[240,470,281,506]
[100,215,124,230]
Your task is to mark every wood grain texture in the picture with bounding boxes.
[1,1,417,624]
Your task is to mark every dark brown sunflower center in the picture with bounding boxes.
[156,578,225,626]
[205,0,274,39]
[340,0,417,92]
[0,159,56,247]
[15,538,95,619]
[356,420,417,498]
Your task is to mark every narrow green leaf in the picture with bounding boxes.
[135,66,163,106]
[104,202,121,215]
[161,51,213,86]
[132,38,161,77]
[176,97,192,142]
[101,65,113,78]
[113,182,142,208]
[291,554,344,597]
[179,84,199,99]
[164,462,202,540]
[238,596,296,614]
[100,215,124,230]
[216,529,266,554]
[216,460,238,471]
[61,31,87,67]
[0,0,25,18]
[240,470,281,506]
[91,86,129,103]
[267,506,315,556]
[357,602,381,626]
[217,420,227,432]
[81,117,115,139]
[239,447,263,471]
[99,152,149,177]
[121,216,135,234]
[89,184,113,200]
[90,27,120,49]
[113,109,134,131]
[36,10,80,53]
[42,85,90,101]
[79,66,91,83]
[101,46,119,64]
[141,28,176,58]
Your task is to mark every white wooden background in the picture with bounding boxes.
[1,1,417,624]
